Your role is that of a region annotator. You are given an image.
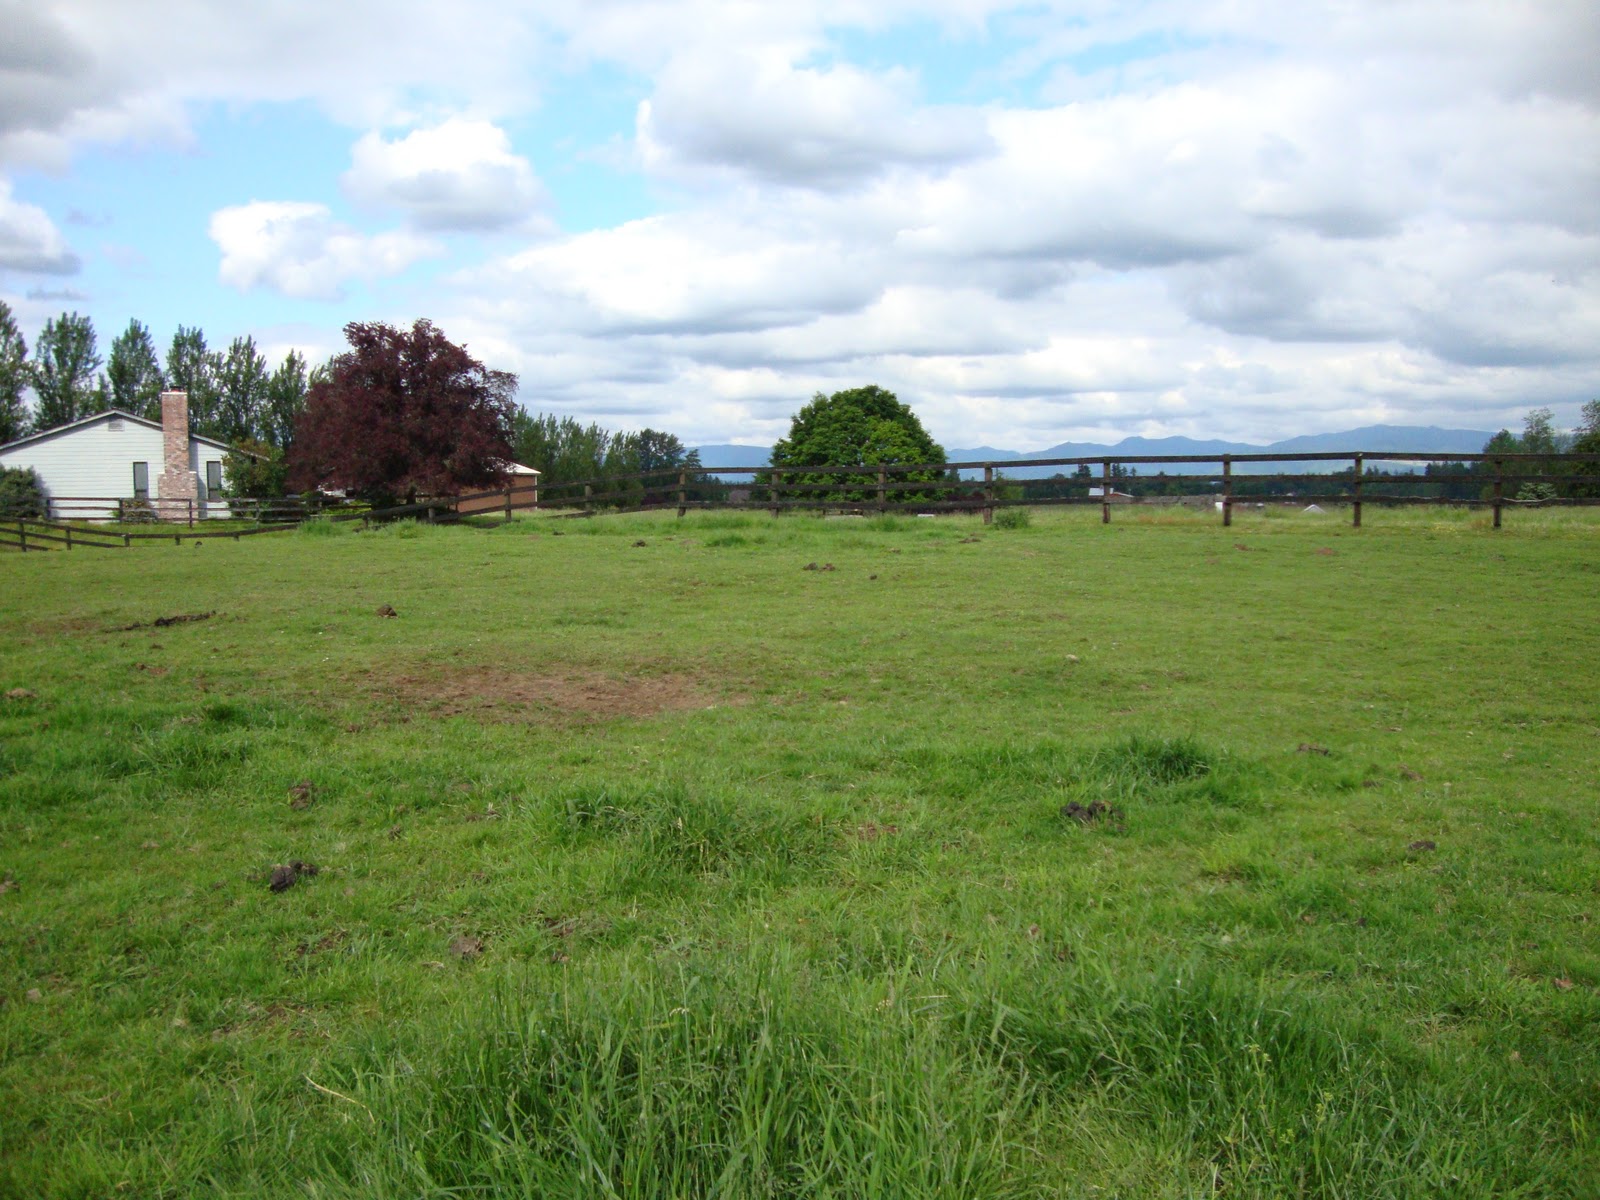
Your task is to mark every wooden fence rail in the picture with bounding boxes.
[6,452,1600,551]
[527,451,1600,530]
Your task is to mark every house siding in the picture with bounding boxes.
[0,415,231,519]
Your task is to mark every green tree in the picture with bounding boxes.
[0,301,28,443]
[1570,400,1600,499]
[768,384,945,503]
[105,319,166,418]
[512,412,618,483]
[222,438,290,498]
[216,335,269,444]
[1521,407,1563,453]
[261,350,308,450]
[29,312,102,431]
[166,326,221,437]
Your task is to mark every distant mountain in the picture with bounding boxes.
[1263,425,1493,455]
[692,443,773,470]
[946,425,1496,478]
[694,425,1496,479]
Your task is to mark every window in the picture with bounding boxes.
[206,460,222,495]
[132,462,149,499]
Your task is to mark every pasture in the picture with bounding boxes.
[2,506,1597,1197]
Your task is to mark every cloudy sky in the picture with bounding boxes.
[2,0,1596,449]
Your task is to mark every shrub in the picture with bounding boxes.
[117,497,158,524]
[0,465,46,519]
[993,506,1032,529]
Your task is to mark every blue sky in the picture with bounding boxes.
[2,1,1596,448]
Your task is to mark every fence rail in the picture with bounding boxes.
[525,451,1600,530]
[6,452,1599,551]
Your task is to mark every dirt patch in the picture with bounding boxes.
[116,611,215,632]
[449,934,484,960]
[269,860,320,893]
[1060,800,1125,829]
[376,665,736,723]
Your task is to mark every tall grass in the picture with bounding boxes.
[278,943,1584,1199]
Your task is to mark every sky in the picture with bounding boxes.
[1,0,1596,450]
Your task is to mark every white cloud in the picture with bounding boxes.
[638,51,992,186]
[477,213,882,334]
[0,180,78,273]
[5,0,1599,445]
[209,201,438,301]
[343,119,547,232]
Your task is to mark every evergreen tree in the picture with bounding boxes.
[105,319,166,419]
[261,350,308,449]
[216,335,269,444]
[29,312,102,431]
[0,301,28,443]
[166,326,221,436]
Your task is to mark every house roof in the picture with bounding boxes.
[0,408,248,457]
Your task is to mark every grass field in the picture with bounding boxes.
[2,505,1597,1197]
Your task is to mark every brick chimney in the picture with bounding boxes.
[155,390,198,521]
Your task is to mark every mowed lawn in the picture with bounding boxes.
[1,506,1597,1198]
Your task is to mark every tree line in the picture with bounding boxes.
[1013,405,1600,503]
[0,301,310,454]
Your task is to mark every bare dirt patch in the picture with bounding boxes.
[376,665,737,723]
[116,611,216,632]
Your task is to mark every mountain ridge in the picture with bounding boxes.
[693,425,1495,475]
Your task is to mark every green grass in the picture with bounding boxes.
[2,505,1597,1197]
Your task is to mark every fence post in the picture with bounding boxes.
[17,520,25,552]
[583,483,592,515]
[65,525,73,550]
[770,470,782,518]
[677,469,687,518]
[877,466,887,513]
[1222,456,1233,527]
[1492,459,1503,529]
[1352,454,1363,528]
[1102,460,1113,524]
[123,533,130,547]
[983,465,994,525]
[188,498,194,528]
[504,488,513,524]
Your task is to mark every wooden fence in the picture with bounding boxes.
[21,494,361,526]
[5,452,1599,552]
[523,450,1600,529]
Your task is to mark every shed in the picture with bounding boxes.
[454,462,542,515]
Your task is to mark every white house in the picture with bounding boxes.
[0,391,238,521]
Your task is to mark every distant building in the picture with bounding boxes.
[0,392,245,521]
[454,463,542,514]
